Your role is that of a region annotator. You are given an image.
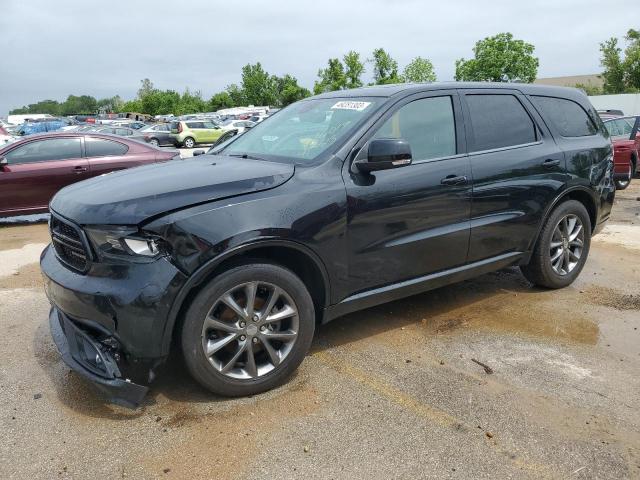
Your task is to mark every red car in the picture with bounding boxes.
[0,132,180,217]
[603,116,639,190]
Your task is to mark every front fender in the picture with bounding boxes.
[158,238,331,355]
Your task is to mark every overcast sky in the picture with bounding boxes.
[1,0,638,115]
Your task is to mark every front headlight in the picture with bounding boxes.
[85,226,163,259]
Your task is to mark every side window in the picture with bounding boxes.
[5,138,82,164]
[373,96,456,161]
[530,96,597,137]
[617,118,634,136]
[115,128,132,136]
[187,122,203,129]
[85,138,129,157]
[465,94,537,151]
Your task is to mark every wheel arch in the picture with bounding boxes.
[527,186,598,256]
[161,239,330,355]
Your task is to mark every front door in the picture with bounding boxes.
[0,137,88,215]
[344,92,472,295]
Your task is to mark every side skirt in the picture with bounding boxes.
[322,251,524,323]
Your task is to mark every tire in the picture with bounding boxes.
[182,137,195,148]
[181,262,315,397]
[149,138,159,147]
[614,160,633,190]
[521,200,591,289]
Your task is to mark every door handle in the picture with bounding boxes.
[72,166,88,173]
[542,158,561,168]
[441,175,468,186]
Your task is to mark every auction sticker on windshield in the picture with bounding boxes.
[331,101,371,111]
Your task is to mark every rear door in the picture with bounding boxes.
[459,89,566,262]
[186,122,205,142]
[0,137,87,215]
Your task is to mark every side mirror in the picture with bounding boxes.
[354,138,412,173]
[192,149,205,157]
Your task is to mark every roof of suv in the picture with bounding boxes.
[311,82,587,101]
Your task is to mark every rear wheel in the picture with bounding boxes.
[181,263,315,397]
[614,160,633,190]
[183,137,195,148]
[521,200,591,289]
[149,138,159,147]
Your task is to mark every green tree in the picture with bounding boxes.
[370,48,400,85]
[343,51,365,88]
[455,33,538,83]
[402,57,436,83]
[209,91,235,111]
[623,28,640,90]
[600,38,625,93]
[226,84,247,106]
[60,95,98,115]
[119,99,143,113]
[137,78,155,99]
[240,62,277,105]
[273,74,310,106]
[10,99,61,115]
[314,58,347,94]
[574,83,603,96]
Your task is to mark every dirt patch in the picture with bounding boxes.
[141,381,320,479]
[0,262,44,290]
[318,268,600,351]
[0,223,50,251]
[584,286,640,311]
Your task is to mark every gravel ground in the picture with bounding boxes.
[0,182,639,479]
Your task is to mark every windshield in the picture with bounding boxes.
[222,97,381,163]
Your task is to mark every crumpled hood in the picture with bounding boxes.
[50,155,294,225]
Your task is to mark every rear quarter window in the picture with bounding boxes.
[530,96,597,137]
[85,138,129,157]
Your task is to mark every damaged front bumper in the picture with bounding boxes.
[49,307,148,408]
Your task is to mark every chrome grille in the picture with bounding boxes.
[50,215,89,272]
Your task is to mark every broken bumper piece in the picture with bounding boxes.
[49,307,148,408]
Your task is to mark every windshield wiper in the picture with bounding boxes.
[227,153,265,161]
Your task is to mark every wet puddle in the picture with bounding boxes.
[318,268,601,350]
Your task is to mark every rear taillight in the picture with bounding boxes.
[177,123,183,133]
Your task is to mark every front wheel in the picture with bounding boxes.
[521,200,591,289]
[149,138,159,147]
[614,160,633,190]
[183,137,195,148]
[181,263,315,397]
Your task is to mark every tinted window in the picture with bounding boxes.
[606,118,634,137]
[531,96,596,137]
[373,96,456,160]
[85,138,129,157]
[466,94,537,151]
[5,137,82,164]
[187,122,204,129]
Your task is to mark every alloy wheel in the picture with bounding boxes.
[201,281,299,380]
[549,214,584,275]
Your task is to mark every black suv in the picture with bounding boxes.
[41,83,615,407]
